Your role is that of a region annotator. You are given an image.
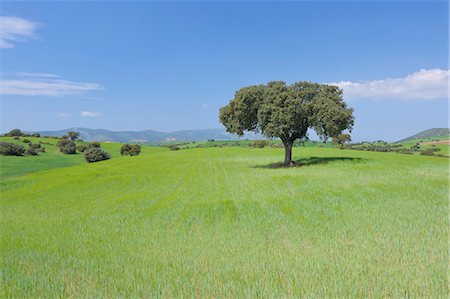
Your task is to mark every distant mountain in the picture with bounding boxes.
[36,128,263,143]
[397,128,450,142]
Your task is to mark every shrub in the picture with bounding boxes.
[67,131,80,141]
[32,132,41,137]
[121,144,141,156]
[57,139,76,154]
[30,143,45,153]
[0,142,26,156]
[251,140,269,148]
[420,149,435,156]
[88,142,101,149]
[84,148,111,163]
[5,129,22,137]
[410,143,421,151]
[168,144,180,151]
[13,136,20,140]
[22,139,31,144]
[26,147,39,156]
[76,145,88,153]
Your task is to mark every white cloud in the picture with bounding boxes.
[0,74,102,96]
[0,16,39,48]
[57,113,71,118]
[329,69,449,101]
[201,103,210,108]
[16,72,60,78]
[81,111,103,117]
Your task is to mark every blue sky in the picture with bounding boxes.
[0,1,448,141]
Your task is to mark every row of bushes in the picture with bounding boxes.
[2,129,40,138]
[345,142,444,157]
[0,142,45,156]
[57,140,141,163]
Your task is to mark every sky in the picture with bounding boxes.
[0,1,448,142]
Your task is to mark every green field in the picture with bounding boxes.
[1,138,448,297]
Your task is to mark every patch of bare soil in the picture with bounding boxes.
[420,140,450,145]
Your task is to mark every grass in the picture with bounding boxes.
[1,140,448,297]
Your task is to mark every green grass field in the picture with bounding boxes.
[1,138,448,297]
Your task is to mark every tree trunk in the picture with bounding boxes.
[283,140,294,166]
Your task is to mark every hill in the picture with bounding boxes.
[35,128,262,143]
[397,128,450,142]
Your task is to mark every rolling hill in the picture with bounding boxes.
[35,128,262,143]
[397,128,450,142]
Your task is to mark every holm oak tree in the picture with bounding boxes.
[219,81,354,166]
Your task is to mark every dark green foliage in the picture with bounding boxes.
[420,149,435,156]
[168,145,180,151]
[219,81,354,165]
[88,142,101,148]
[25,143,45,156]
[67,131,80,141]
[26,147,39,156]
[83,148,111,163]
[410,143,421,151]
[13,136,20,140]
[428,147,441,152]
[0,142,26,156]
[5,129,22,137]
[57,139,76,154]
[76,145,88,153]
[32,132,41,137]
[22,139,31,144]
[120,144,141,156]
[251,140,269,148]
[332,133,351,149]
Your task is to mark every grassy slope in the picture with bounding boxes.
[0,137,127,178]
[1,145,448,297]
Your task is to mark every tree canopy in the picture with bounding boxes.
[219,81,354,165]
[67,131,80,141]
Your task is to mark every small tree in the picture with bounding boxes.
[76,144,88,153]
[32,132,41,137]
[6,129,22,137]
[220,81,354,165]
[67,131,80,141]
[57,139,76,154]
[410,143,421,151]
[332,133,352,149]
[121,144,141,156]
[84,148,111,163]
[88,142,101,149]
[0,142,26,156]
[120,144,132,156]
[251,140,269,148]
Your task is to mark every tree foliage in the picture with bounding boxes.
[0,142,26,156]
[5,129,23,137]
[120,144,141,156]
[219,81,354,165]
[88,142,101,149]
[84,148,111,163]
[57,139,76,154]
[67,131,80,141]
[332,133,352,149]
